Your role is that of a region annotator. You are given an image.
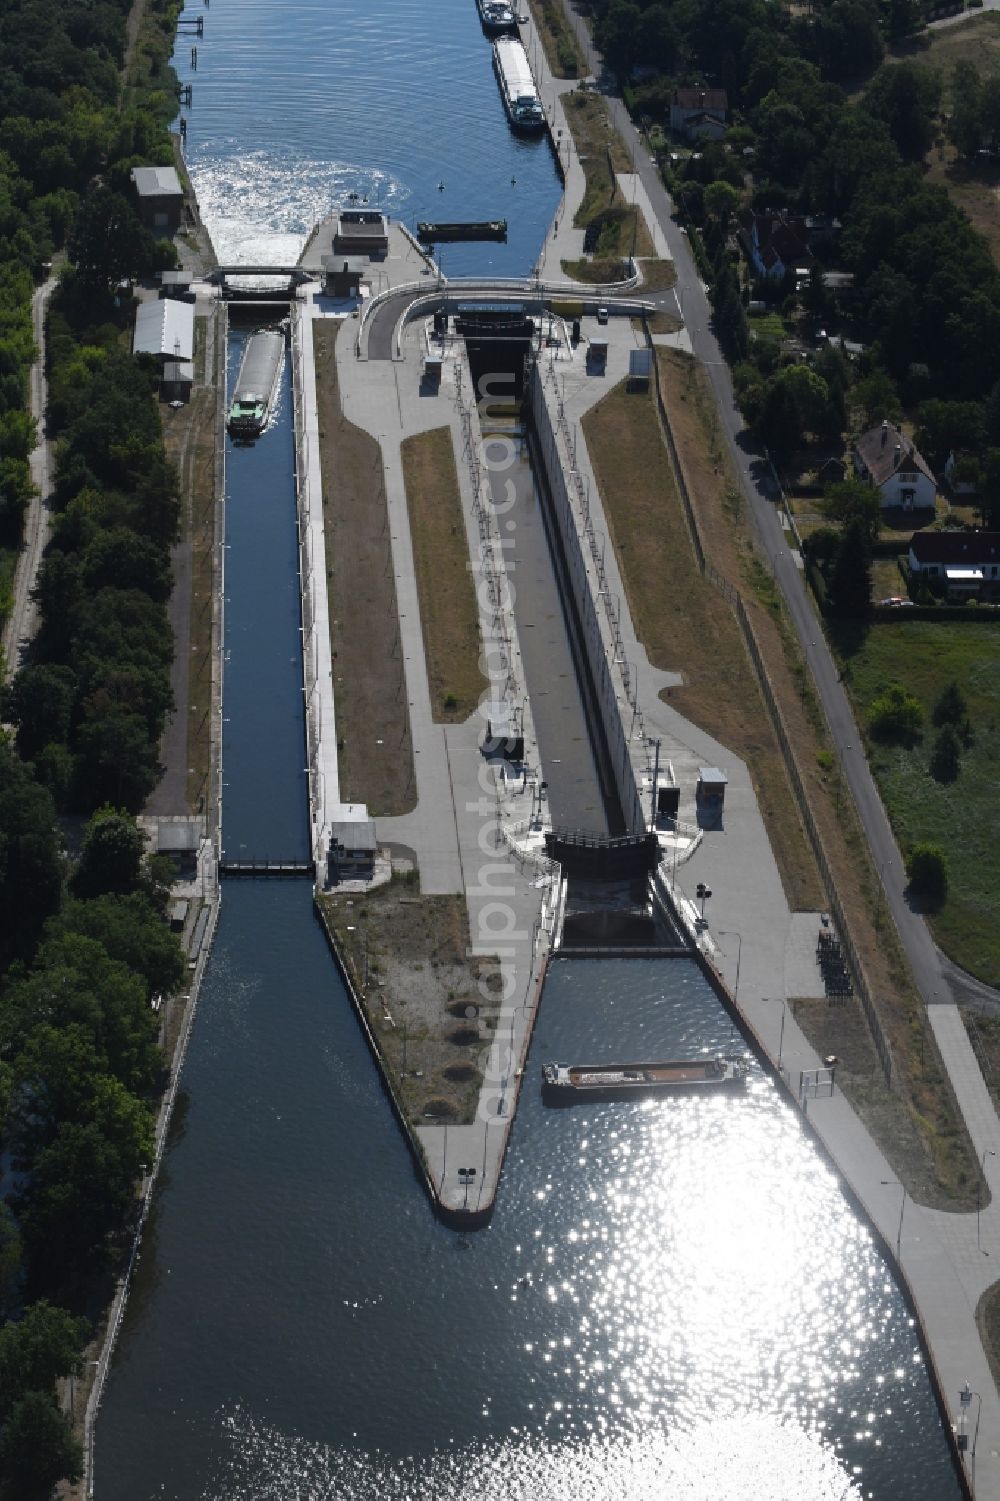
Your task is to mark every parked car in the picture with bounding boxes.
[877,596,915,607]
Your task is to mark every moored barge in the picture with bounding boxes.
[416,219,508,243]
[542,1057,746,1103]
[493,37,545,132]
[477,0,516,33]
[227,326,285,439]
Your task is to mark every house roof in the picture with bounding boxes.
[855,422,934,489]
[672,88,727,113]
[748,211,812,270]
[910,530,1000,566]
[130,165,183,199]
[133,298,194,362]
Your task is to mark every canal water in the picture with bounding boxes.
[94,2,963,1495]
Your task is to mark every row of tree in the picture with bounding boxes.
[0,0,188,1490]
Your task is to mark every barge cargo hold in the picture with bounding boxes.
[416,219,508,243]
[542,1057,746,1103]
[228,327,285,439]
[476,0,516,33]
[493,37,545,132]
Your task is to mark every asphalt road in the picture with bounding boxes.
[1,275,56,678]
[558,4,981,1011]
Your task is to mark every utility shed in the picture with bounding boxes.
[321,255,366,298]
[155,817,203,877]
[327,820,378,884]
[161,359,194,401]
[333,210,388,255]
[482,699,524,762]
[130,165,184,229]
[628,348,652,390]
[134,298,195,363]
[696,767,727,807]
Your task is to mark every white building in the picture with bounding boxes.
[853,421,935,511]
[133,298,194,364]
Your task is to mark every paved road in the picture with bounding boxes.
[1,275,56,677]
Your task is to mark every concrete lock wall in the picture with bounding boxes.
[527,366,644,834]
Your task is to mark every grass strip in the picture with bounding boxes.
[525,0,586,78]
[402,427,487,724]
[313,322,415,817]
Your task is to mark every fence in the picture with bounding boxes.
[646,324,894,1087]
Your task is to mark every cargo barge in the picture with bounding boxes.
[416,219,508,243]
[542,1057,746,1103]
[493,37,545,132]
[227,326,286,439]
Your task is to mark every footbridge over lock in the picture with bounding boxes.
[208,265,317,293]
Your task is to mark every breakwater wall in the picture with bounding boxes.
[527,361,644,835]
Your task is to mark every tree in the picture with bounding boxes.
[2,663,76,762]
[0,744,62,969]
[822,479,882,545]
[73,806,147,898]
[0,1302,88,1423]
[67,186,170,292]
[704,180,740,229]
[932,680,967,728]
[827,516,872,618]
[758,364,835,451]
[907,842,948,903]
[869,682,923,743]
[852,368,901,428]
[0,1390,82,1499]
[48,893,185,1002]
[929,723,961,783]
[73,709,160,811]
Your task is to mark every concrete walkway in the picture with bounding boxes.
[332,297,561,1215]
[1,275,56,677]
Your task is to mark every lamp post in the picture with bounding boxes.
[458,1166,476,1210]
[717,929,742,1006]
[958,1383,982,1489]
[979,1147,996,1254]
[881,1178,906,1257]
[761,995,788,1070]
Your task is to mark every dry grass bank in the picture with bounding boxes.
[655,345,979,1209]
[401,427,487,723]
[525,0,586,78]
[313,322,415,817]
[319,880,502,1126]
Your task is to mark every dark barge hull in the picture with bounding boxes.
[417,220,508,243]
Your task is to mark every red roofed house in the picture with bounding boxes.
[908,530,1000,600]
[669,88,727,141]
[853,421,935,511]
[740,210,812,282]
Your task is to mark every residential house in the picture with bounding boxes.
[669,88,727,141]
[130,165,184,231]
[908,530,1000,600]
[853,421,935,510]
[740,210,812,282]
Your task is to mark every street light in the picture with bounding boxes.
[458,1166,477,1210]
[958,1383,983,1488]
[979,1147,996,1254]
[881,1178,906,1257]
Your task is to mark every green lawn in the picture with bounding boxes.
[749,311,785,341]
[841,622,1000,982]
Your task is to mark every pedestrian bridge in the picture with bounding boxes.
[207,266,316,286]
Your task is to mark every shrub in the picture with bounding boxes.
[929,724,961,783]
[869,683,924,744]
[932,680,967,728]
